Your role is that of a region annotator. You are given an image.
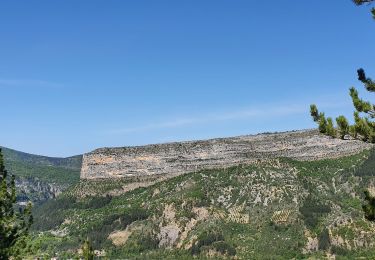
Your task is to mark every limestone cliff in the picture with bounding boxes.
[81,130,372,179]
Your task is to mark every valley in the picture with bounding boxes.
[1,147,82,204]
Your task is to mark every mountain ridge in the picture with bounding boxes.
[81,129,373,180]
[0,146,82,203]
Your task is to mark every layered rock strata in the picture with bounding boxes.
[81,130,372,179]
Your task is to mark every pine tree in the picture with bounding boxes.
[310,69,375,142]
[0,148,33,258]
[363,189,375,221]
[336,115,350,139]
[326,117,337,138]
[353,0,375,18]
[310,2,375,142]
[82,238,94,260]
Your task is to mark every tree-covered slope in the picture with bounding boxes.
[24,149,375,259]
[1,147,82,203]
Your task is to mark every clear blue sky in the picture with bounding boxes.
[1,1,374,157]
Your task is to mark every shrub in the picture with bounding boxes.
[362,189,375,221]
[191,228,225,255]
[212,241,236,256]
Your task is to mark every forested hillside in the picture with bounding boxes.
[22,149,375,259]
[1,147,81,203]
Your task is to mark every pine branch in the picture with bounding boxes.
[358,68,375,92]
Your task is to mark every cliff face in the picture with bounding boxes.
[81,130,373,179]
[15,177,65,204]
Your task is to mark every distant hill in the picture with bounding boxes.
[1,146,82,203]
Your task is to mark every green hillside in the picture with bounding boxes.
[22,149,375,259]
[2,147,81,185]
[1,147,82,202]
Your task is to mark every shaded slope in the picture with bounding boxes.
[1,147,82,203]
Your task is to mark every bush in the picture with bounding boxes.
[212,241,237,256]
[191,228,226,255]
[362,189,375,221]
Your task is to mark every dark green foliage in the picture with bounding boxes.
[191,228,225,255]
[0,148,33,258]
[1,147,81,186]
[310,104,320,122]
[318,113,327,134]
[353,0,375,18]
[331,245,350,256]
[191,228,236,257]
[32,196,77,231]
[212,241,237,256]
[102,208,149,228]
[311,70,375,143]
[309,1,375,141]
[85,195,112,209]
[299,195,331,229]
[32,195,113,231]
[1,147,82,170]
[0,147,81,205]
[336,115,349,139]
[310,1,375,139]
[88,207,149,249]
[362,189,375,221]
[121,232,159,254]
[82,238,94,260]
[318,228,331,251]
[137,233,159,252]
[326,117,336,137]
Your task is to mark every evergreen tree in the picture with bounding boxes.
[363,189,375,221]
[0,148,33,258]
[310,2,375,142]
[336,115,350,139]
[82,238,94,260]
[310,69,375,142]
[353,0,375,18]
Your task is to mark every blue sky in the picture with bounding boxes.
[1,1,375,157]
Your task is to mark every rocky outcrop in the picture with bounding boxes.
[15,177,65,204]
[81,130,373,179]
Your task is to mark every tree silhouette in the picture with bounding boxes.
[310,2,375,142]
[0,148,33,258]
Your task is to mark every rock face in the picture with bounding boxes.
[15,177,65,204]
[81,130,372,179]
